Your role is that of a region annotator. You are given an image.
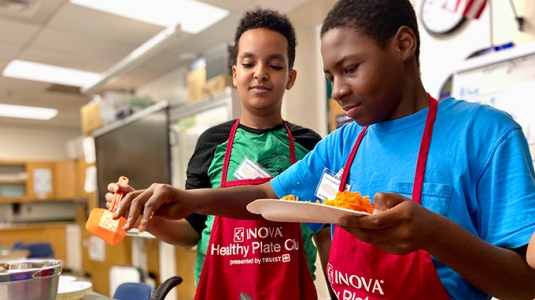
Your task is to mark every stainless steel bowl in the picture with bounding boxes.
[0,259,63,300]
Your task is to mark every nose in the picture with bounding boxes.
[254,63,269,81]
[331,81,351,101]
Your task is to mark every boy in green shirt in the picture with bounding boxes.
[108,9,331,300]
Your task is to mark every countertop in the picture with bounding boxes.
[0,248,29,263]
[0,221,75,230]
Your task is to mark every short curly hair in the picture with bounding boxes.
[235,9,297,69]
[320,0,420,67]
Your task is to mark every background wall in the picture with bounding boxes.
[1,1,533,167]
[2,1,533,298]
[414,0,535,99]
[281,22,328,137]
[135,65,189,106]
[0,125,80,161]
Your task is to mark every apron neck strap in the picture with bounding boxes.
[412,96,438,203]
[339,95,438,204]
[221,119,296,187]
[339,125,367,192]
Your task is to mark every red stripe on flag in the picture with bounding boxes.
[463,0,487,19]
[474,0,487,18]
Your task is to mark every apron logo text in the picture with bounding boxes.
[328,263,385,296]
[335,290,369,300]
[234,226,283,242]
[229,253,293,266]
[211,239,300,258]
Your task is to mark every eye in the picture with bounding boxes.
[241,63,253,68]
[271,65,283,70]
[325,75,334,83]
[345,65,358,74]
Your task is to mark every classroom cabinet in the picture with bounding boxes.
[0,223,67,263]
[175,247,197,300]
[0,160,80,203]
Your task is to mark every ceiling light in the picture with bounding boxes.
[70,0,229,34]
[2,60,101,87]
[0,104,58,120]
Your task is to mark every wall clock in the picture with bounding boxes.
[421,0,467,37]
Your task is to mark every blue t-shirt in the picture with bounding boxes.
[271,98,535,300]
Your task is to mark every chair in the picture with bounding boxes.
[109,265,145,297]
[12,242,54,259]
[112,276,183,300]
[113,282,154,300]
[25,243,54,259]
[150,276,182,300]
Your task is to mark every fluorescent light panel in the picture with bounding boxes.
[70,0,229,34]
[2,60,101,87]
[0,104,58,120]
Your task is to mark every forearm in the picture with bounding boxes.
[187,183,276,219]
[427,216,535,299]
[527,232,535,269]
[145,217,200,248]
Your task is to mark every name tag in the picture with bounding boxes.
[315,168,351,200]
[234,157,271,180]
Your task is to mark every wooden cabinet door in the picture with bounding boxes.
[175,247,197,300]
[146,239,161,285]
[0,224,66,262]
[89,236,133,296]
[55,161,77,200]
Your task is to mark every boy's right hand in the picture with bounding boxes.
[105,183,143,228]
[109,183,198,231]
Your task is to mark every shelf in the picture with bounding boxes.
[0,198,86,204]
[0,179,26,184]
[0,196,32,203]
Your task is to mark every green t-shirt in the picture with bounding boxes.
[184,120,322,285]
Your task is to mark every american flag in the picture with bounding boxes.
[455,0,488,19]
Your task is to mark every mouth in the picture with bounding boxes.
[343,103,361,118]
[249,85,271,93]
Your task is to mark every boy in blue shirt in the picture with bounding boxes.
[110,0,535,299]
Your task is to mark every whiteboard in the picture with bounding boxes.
[451,42,535,166]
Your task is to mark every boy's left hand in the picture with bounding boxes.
[338,192,439,255]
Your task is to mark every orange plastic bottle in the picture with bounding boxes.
[86,176,129,245]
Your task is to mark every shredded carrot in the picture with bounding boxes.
[323,191,373,213]
[282,192,371,212]
[282,194,320,203]
[281,195,299,201]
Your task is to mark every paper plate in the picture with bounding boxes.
[56,281,92,300]
[247,199,370,224]
[58,275,76,284]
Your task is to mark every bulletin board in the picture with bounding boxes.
[451,42,535,166]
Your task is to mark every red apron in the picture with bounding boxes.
[327,96,451,300]
[195,119,317,300]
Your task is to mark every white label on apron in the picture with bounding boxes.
[234,157,271,179]
[315,168,351,200]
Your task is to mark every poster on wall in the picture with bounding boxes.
[32,168,52,197]
[452,44,535,166]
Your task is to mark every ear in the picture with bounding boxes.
[232,65,238,86]
[392,26,417,63]
[286,69,297,90]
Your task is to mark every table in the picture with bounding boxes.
[82,291,115,299]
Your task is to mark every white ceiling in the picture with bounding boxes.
[0,0,335,130]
